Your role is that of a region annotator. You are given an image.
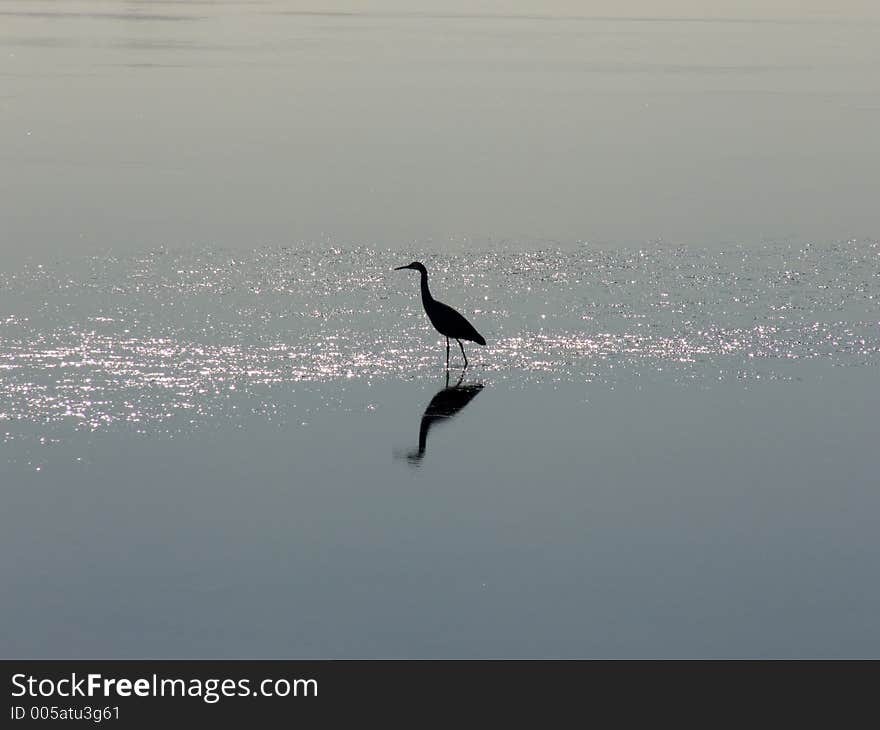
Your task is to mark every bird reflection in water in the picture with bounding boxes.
[398,370,484,466]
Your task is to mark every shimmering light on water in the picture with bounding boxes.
[0,241,877,439]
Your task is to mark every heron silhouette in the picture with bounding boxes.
[394,261,486,367]
[400,370,484,465]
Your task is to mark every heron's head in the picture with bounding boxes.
[394,261,427,275]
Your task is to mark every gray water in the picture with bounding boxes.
[2,242,879,658]
[1,2,879,658]
[2,0,879,261]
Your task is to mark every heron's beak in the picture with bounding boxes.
[394,264,410,271]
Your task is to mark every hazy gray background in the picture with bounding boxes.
[2,0,879,264]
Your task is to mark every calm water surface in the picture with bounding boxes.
[1,1,879,657]
[1,0,879,260]
[1,243,878,658]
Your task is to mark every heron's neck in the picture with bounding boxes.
[419,271,433,304]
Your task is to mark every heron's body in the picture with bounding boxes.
[395,261,486,367]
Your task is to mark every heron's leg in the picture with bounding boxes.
[445,337,450,369]
[457,339,468,368]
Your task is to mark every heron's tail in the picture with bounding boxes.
[473,333,486,346]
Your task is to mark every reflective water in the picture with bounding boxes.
[1,242,878,435]
[1,1,879,658]
[3,362,879,658]
[2,242,879,658]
